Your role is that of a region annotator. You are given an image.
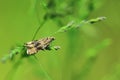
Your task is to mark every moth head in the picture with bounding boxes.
[24,41,35,48]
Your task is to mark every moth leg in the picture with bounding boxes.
[45,46,60,50]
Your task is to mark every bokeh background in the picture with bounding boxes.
[0,0,120,80]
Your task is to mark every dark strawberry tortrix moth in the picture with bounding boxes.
[25,37,58,55]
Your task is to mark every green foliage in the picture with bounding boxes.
[1,17,106,63]
[86,38,111,58]
[1,45,24,63]
[54,16,106,34]
[0,0,113,80]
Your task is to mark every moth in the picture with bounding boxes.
[25,37,59,55]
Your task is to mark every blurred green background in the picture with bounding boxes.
[0,0,120,80]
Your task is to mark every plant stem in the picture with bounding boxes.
[29,56,53,80]
[32,20,46,40]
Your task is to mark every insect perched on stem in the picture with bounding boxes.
[25,37,60,55]
[0,17,106,62]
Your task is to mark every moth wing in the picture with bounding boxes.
[27,48,38,55]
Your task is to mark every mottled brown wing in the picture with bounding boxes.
[37,37,55,50]
[26,47,38,55]
[25,37,55,55]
